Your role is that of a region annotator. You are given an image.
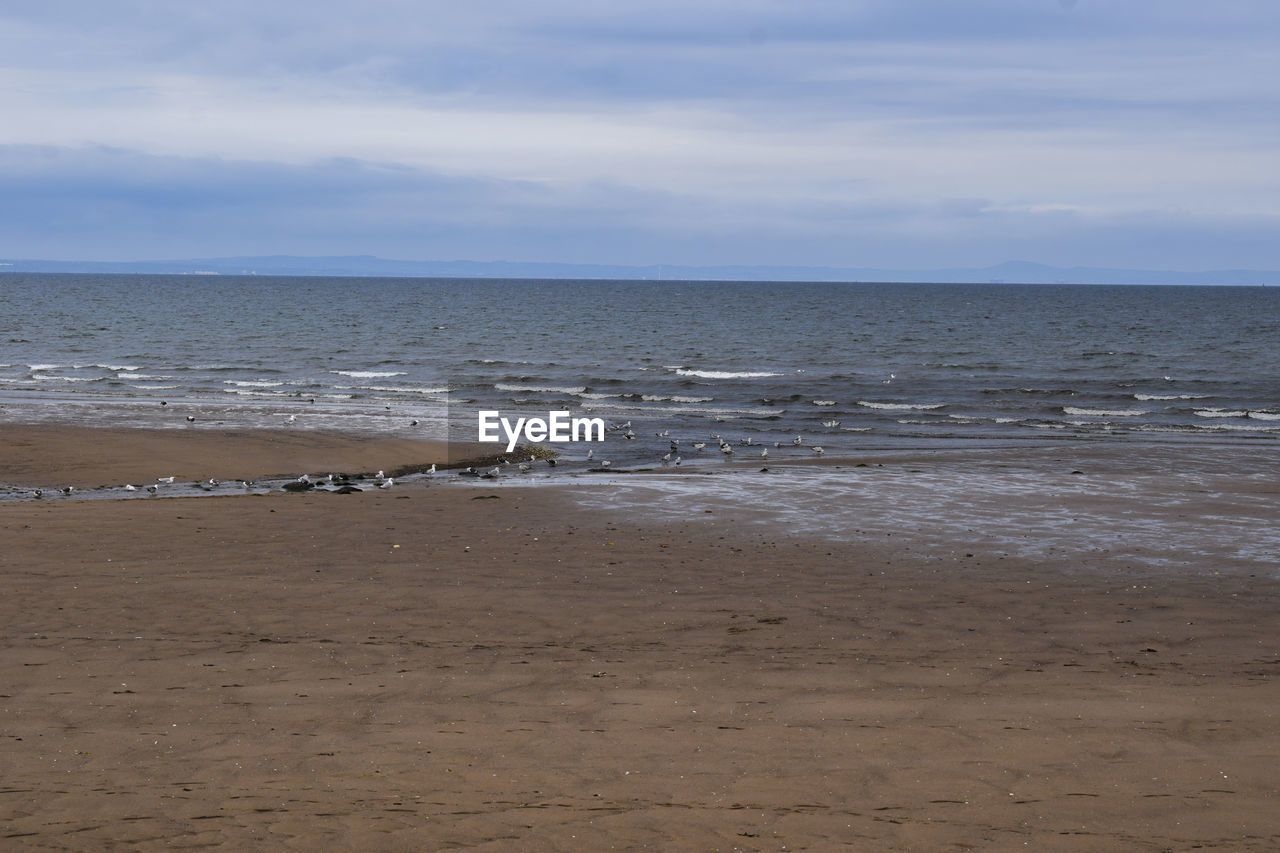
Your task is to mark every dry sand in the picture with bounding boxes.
[2,427,1278,851]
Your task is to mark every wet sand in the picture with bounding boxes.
[2,428,1279,850]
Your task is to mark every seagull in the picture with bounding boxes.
[61,486,74,495]
[822,420,840,428]
[720,444,734,455]
[410,419,419,426]
[673,456,682,466]
[692,442,706,451]
[792,435,804,445]
[600,460,612,468]
[587,449,594,460]
[813,446,825,455]
[32,489,43,499]
[761,449,768,458]
[378,477,395,489]
[186,415,195,423]
[124,484,138,491]
[158,476,176,484]
[286,414,296,424]
[146,485,158,494]
[427,463,437,474]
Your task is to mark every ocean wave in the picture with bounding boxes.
[28,363,61,371]
[1174,423,1280,433]
[674,368,784,379]
[495,384,587,394]
[1062,407,1148,417]
[857,401,947,411]
[224,379,285,388]
[128,384,180,390]
[331,370,408,378]
[45,375,103,383]
[579,401,782,418]
[641,394,714,403]
[1134,393,1211,401]
[813,400,837,406]
[121,372,175,380]
[1248,412,1280,421]
[335,385,449,395]
[1194,409,1247,418]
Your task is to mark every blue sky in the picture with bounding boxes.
[2,1,1277,269]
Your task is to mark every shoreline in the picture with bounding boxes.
[2,485,1278,849]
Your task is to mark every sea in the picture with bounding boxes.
[3,274,1278,572]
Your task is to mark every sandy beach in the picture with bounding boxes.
[2,427,1278,851]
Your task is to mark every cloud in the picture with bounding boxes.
[1,1,1277,268]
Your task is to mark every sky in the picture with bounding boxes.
[1,1,1277,270]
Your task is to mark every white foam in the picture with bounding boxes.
[858,401,946,411]
[334,385,449,395]
[579,401,781,418]
[1063,407,1148,417]
[674,369,784,379]
[813,400,837,406]
[495,384,587,394]
[1194,409,1247,418]
[45,375,102,383]
[222,388,290,397]
[1135,393,1211,401]
[224,379,285,388]
[28,364,61,371]
[128,384,180,390]
[331,370,407,378]
[1248,412,1280,421]
[641,394,714,403]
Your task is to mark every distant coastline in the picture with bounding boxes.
[1,255,1275,286]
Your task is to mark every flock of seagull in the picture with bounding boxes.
[23,401,846,501]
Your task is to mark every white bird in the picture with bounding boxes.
[158,476,176,484]
[761,449,768,458]
[124,484,138,491]
[720,444,734,455]
[792,436,804,445]
[674,456,682,466]
[692,442,706,451]
[587,449,594,460]
[601,460,612,468]
[427,463,437,474]
[286,414,296,424]
[378,477,395,489]
[813,446,825,455]
[822,420,840,428]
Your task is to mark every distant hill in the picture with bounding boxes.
[1,255,1276,285]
